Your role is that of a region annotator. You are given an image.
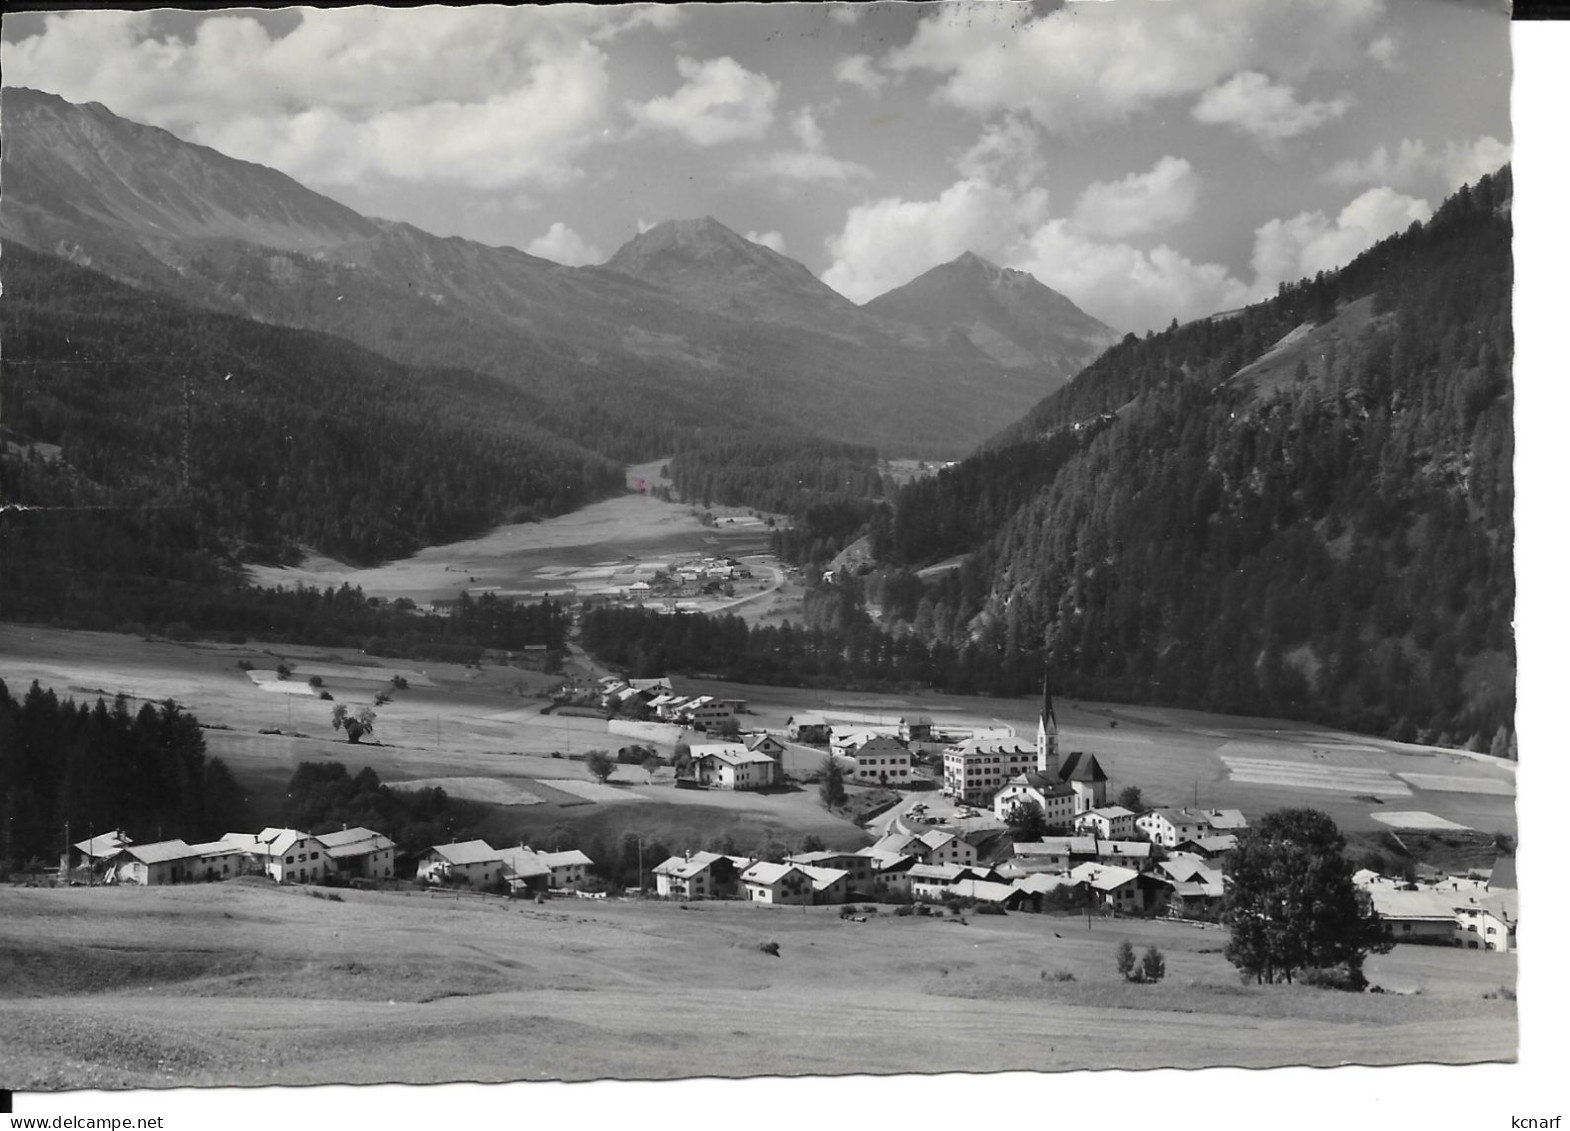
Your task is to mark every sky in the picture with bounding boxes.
[0,2,1511,332]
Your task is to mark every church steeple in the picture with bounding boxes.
[1036,677,1059,776]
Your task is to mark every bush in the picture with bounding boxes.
[973,902,1007,915]
[392,675,410,690]
[1116,939,1137,981]
[308,675,324,688]
[1140,946,1166,984]
[1299,963,1367,992]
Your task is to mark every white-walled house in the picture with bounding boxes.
[740,861,816,905]
[108,839,247,885]
[1136,809,1212,848]
[850,735,913,784]
[221,828,333,884]
[417,840,506,886]
[653,851,752,900]
[317,827,397,881]
[1074,806,1137,840]
[691,743,780,790]
[994,772,1077,828]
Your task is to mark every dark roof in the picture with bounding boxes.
[1040,678,1056,729]
[1059,752,1108,783]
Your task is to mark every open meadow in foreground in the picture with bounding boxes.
[0,882,1516,1088]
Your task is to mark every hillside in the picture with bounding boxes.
[871,169,1514,746]
[0,87,1095,460]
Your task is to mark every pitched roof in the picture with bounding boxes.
[741,861,805,886]
[798,864,850,891]
[1014,837,1095,856]
[950,879,1020,903]
[1069,862,1141,891]
[1012,873,1075,895]
[426,840,500,866]
[1094,840,1152,858]
[119,839,198,865]
[691,742,775,766]
[918,830,959,851]
[853,735,910,758]
[186,840,248,858]
[74,831,132,858]
[1200,808,1250,830]
[1084,806,1135,821]
[1059,751,1108,783]
[907,863,970,883]
[496,847,551,878]
[317,827,397,855]
[1004,772,1074,796]
[1180,835,1239,854]
[654,851,724,879]
[541,849,593,868]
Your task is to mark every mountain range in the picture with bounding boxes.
[0,87,1115,463]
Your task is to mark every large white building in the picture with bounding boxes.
[943,737,1037,804]
[850,735,912,784]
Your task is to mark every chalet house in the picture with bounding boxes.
[740,861,816,905]
[1198,808,1250,833]
[787,713,832,743]
[1157,858,1227,918]
[1070,862,1159,914]
[830,727,880,759]
[1074,806,1137,840]
[948,878,1031,909]
[690,743,780,790]
[222,828,333,884]
[1361,877,1517,951]
[918,829,977,867]
[1174,835,1239,863]
[908,863,996,901]
[850,735,913,784]
[654,851,752,900]
[798,864,851,904]
[993,772,1077,828]
[317,827,397,881]
[416,840,506,886]
[899,716,935,743]
[867,854,919,897]
[1136,808,1212,849]
[1009,871,1077,911]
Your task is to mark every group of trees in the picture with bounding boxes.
[284,761,468,862]
[0,679,247,870]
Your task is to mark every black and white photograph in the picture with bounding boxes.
[0,0,1547,1122]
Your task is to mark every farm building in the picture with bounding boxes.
[787,712,831,743]
[106,839,247,886]
[653,851,752,900]
[740,861,816,905]
[416,840,506,887]
[317,827,397,880]
[221,828,333,884]
[690,743,780,790]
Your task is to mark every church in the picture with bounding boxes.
[991,683,1109,829]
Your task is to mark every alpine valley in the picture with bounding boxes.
[0,87,1513,748]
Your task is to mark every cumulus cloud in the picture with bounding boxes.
[834,53,888,95]
[625,56,779,146]
[887,0,1385,133]
[1368,34,1399,68]
[954,116,1045,191]
[1071,157,1200,240]
[525,221,604,266]
[1250,186,1431,292]
[792,106,827,152]
[1325,135,1512,193]
[1192,72,1351,148]
[820,178,1051,303]
[733,102,872,185]
[1011,222,1253,332]
[1,8,620,192]
[745,229,788,253]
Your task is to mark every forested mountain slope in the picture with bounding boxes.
[879,169,1513,745]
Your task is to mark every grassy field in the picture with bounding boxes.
[0,882,1515,1088]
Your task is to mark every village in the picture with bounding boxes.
[58,680,1517,955]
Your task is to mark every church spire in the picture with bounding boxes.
[1036,675,1059,775]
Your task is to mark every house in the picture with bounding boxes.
[496,846,553,893]
[850,735,913,784]
[874,828,978,868]
[830,727,880,759]
[316,827,397,881]
[1175,834,1238,863]
[1069,862,1152,914]
[1074,806,1137,840]
[993,772,1077,828]
[1136,808,1213,848]
[798,864,851,904]
[107,839,247,886]
[948,878,1030,909]
[942,736,1037,804]
[688,698,736,731]
[1360,876,1518,951]
[745,734,787,760]
[540,848,594,889]
[1157,858,1226,918]
[1011,836,1096,873]
[786,850,874,888]
[908,862,984,900]
[787,712,831,743]
[73,830,132,870]
[222,828,333,883]
[690,742,780,790]
[1090,840,1157,870]
[740,861,816,905]
[653,851,751,900]
[899,715,935,743]
[416,840,506,886]
[1198,808,1249,832]
[1009,871,1077,910]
